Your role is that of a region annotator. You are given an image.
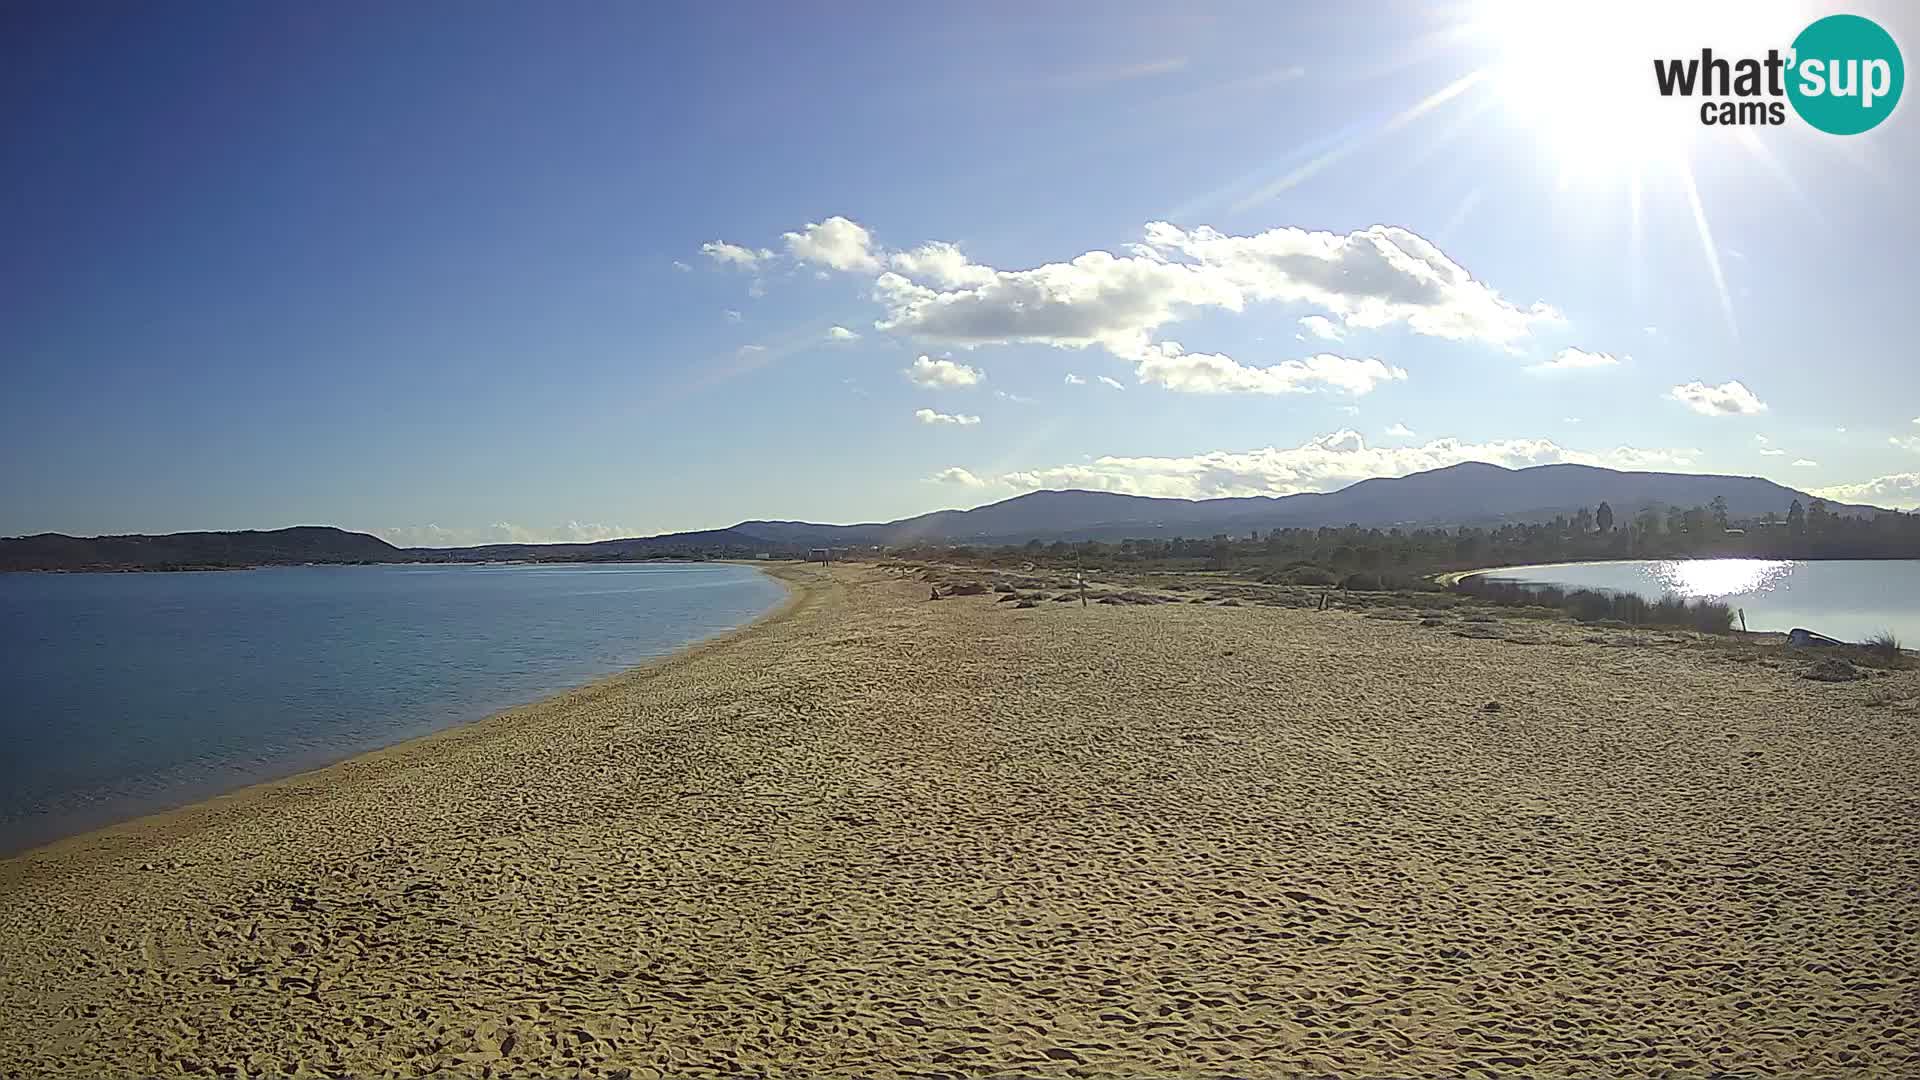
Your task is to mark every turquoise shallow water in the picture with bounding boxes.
[0,562,784,853]
[1478,558,1920,642]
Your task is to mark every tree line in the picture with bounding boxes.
[907,498,1920,582]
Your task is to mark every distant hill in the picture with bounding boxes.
[2,463,1888,570]
[0,527,401,572]
[736,462,1882,547]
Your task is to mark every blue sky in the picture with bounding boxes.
[4,1,1917,544]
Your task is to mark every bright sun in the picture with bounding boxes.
[1467,0,1809,182]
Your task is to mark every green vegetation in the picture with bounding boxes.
[1454,576,1735,634]
[897,497,1920,582]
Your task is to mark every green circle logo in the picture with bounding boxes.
[1787,14,1904,134]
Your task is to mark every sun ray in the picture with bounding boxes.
[1733,129,1828,229]
[1230,69,1490,211]
[1678,158,1737,340]
[1438,185,1484,244]
[1628,167,1644,304]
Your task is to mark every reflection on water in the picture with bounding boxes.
[1480,558,1920,645]
[1644,559,1795,599]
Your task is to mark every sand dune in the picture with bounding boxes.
[1,564,1916,1078]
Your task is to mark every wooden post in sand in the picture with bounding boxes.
[1076,544,1087,607]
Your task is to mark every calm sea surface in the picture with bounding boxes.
[0,562,785,853]
[1478,559,1920,642]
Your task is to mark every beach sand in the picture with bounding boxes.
[2,564,1916,1078]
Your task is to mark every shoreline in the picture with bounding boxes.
[3,562,1914,1076]
[0,562,809,867]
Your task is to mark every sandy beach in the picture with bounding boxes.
[2,563,1916,1078]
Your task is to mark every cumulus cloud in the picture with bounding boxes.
[701,240,772,269]
[1064,373,1088,385]
[1297,315,1344,341]
[783,216,880,272]
[915,408,981,426]
[889,241,998,288]
[373,521,634,548]
[1668,380,1767,416]
[928,466,988,488]
[1530,347,1622,372]
[1792,459,1819,467]
[1134,344,1407,396]
[905,356,983,389]
[872,222,1556,359]
[672,260,692,272]
[1386,423,1415,437]
[999,431,1700,499]
[826,325,861,342]
[706,217,1558,398]
[1892,435,1920,453]
[1138,222,1560,344]
[1814,473,1920,509]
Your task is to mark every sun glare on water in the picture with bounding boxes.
[1646,559,1796,599]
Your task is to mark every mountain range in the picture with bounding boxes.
[0,462,1885,571]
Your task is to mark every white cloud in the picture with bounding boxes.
[1386,423,1415,437]
[1134,344,1407,396]
[1643,325,1659,336]
[928,466,987,488]
[1000,430,1700,499]
[1668,380,1767,416]
[701,241,772,269]
[747,279,767,299]
[826,325,861,342]
[888,241,998,288]
[995,390,1036,404]
[1563,417,1582,424]
[1297,315,1344,341]
[672,260,692,272]
[870,221,1557,367]
[1814,473,1920,509]
[1837,426,1848,433]
[1792,459,1819,467]
[373,521,634,548]
[737,344,766,357]
[1754,434,1785,457]
[725,309,743,323]
[1139,222,1560,344]
[905,356,983,389]
[783,216,880,272]
[1530,347,1622,372]
[1891,435,1920,453]
[1064,373,1088,385]
[915,408,981,426]
[1096,375,1126,390]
